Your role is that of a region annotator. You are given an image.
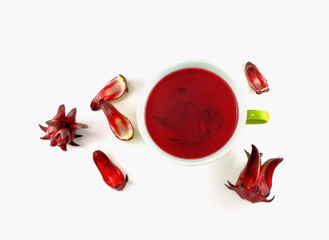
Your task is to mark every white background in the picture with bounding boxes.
[1,0,328,239]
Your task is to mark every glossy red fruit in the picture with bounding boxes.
[90,75,128,111]
[39,104,88,151]
[93,150,128,191]
[225,145,283,203]
[245,62,269,94]
[100,100,134,141]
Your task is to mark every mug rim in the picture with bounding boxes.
[136,60,246,166]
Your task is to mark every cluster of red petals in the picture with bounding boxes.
[245,61,269,94]
[90,75,134,140]
[225,145,283,203]
[39,104,88,151]
[93,150,128,191]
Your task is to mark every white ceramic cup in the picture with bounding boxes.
[136,61,268,166]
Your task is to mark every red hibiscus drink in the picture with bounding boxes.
[145,68,239,159]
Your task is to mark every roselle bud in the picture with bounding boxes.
[225,145,283,203]
[39,104,88,151]
[245,62,269,94]
[93,150,128,191]
[90,74,128,111]
[100,100,134,141]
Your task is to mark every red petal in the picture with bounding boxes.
[39,124,47,132]
[65,108,77,125]
[52,104,66,121]
[100,100,134,141]
[45,120,61,128]
[245,62,269,94]
[238,145,261,187]
[50,137,59,146]
[59,144,67,151]
[70,123,88,131]
[259,157,283,191]
[90,75,128,111]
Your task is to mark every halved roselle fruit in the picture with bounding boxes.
[100,100,134,141]
[245,62,269,94]
[225,145,283,203]
[90,74,128,111]
[93,150,128,191]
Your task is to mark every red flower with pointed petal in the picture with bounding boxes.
[90,74,128,111]
[39,104,88,151]
[225,145,283,203]
[245,62,269,94]
[99,100,134,141]
[93,150,128,191]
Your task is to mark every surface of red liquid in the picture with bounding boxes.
[145,68,238,159]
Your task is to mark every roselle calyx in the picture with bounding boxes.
[39,104,88,151]
[100,100,134,141]
[93,150,128,191]
[90,74,128,111]
[225,145,283,203]
[245,61,269,94]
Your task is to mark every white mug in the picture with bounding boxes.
[136,61,269,166]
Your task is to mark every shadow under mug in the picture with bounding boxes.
[136,61,269,166]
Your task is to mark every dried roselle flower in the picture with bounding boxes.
[225,145,283,203]
[100,100,134,141]
[245,61,269,94]
[90,74,128,111]
[39,104,88,151]
[93,150,128,191]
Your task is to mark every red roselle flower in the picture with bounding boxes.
[93,150,128,191]
[39,104,88,151]
[245,61,269,94]
[90,74,128,111]
[100,100,134,141]
[225,145,283,203]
